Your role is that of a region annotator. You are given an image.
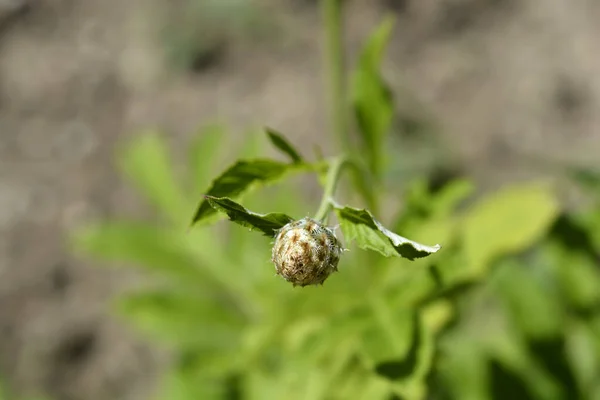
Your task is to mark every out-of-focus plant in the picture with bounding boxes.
[69,0,600,399]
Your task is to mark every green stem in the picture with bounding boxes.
[315,155,349,222]
[321,0,350,153]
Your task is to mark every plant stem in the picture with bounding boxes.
[315,155,348,222]
[321,0,350,153]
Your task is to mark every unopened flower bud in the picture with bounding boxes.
[271,217,344,287]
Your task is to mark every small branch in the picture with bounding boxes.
[315,155,349,222]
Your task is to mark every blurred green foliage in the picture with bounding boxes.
[69,126,600,399]
[69,6,600,400]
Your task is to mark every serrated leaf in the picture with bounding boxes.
[265,127,303,163]
[351,15,395,179]
[333,204,441,260]
[461,182,559,272]
[117,132,189,224]
[204,196,294,237]
[191,159,307,225]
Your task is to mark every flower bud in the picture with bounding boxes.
[271,217,344,287]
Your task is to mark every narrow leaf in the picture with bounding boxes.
[117,132,189,224]
[204,196,294,237]
[190,159,306,225]
[188,124,226,193]
[265,127,303,163]
[333,204,441,260]
[351,16,395,179]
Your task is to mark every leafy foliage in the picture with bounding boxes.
[68,6,600,400]
[189,128,315,226]
[118,132,190,224]
[333,204,440,259]
[190,159,303,225]
[203,196,294,236]
[460,182,560,272]
[72,123,600,400]
[351,16,395,180]
[265,127,304,163]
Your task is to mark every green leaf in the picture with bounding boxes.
[351,15,395,179]
[347,155,379,214]
[204,196,294,236]
[190,159,307,225]
[461,182,560,273]
[429,178,476,217]
[239,129,264,159]
[188,124,226,194]
[493,261,563,339]
[117,132,189,224]
[333,204,441,260]
[71,221,205,280]
[372,310,422,381]
[161,369,224,400]
[361,297,413,367]
[566,322,600,393]
[116,289,244,348]
[265,127,303,163]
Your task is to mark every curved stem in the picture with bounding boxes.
[315,155,349,222]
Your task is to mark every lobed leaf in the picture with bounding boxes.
[333,204,441,260]
[265,127,304,163]
[204,196,294,237]
[190,159,308,225]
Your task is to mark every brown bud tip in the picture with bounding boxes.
[271,217,344,287]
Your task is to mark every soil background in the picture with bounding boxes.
[0,0,599,399]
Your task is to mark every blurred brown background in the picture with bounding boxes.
[0,0,599,399]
